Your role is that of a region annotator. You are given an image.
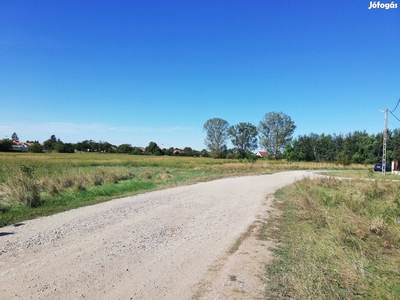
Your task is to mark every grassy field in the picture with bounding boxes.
[265,176,400,299]
[0,152,366,227]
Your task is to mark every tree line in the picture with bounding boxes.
[203,111,399,164]
[2,112,396,164]
[0,133,207,156]
[285,130,400,164]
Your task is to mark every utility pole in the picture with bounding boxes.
[381,109,388,175]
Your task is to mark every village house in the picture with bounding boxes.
[255,151,267,158]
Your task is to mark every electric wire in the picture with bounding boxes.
[390,98,400,113]
[389,111,400,123]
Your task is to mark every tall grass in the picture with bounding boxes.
[1,165,41,208]
[266,177,400,299]
[0,152,369,227]
[0,152,367,184]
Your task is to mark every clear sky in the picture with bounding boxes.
[1,0,399,150]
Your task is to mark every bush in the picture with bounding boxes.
[0,139,13,152]
[201,149,210,157]
[245,150,257,162]
[29,143,43,153]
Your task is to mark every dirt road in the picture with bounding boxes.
[0,171,316,299]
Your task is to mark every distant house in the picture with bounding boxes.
[11,141,29,151]
[256,151,267,158]
[11,140,44,151]
[173,149,185,155]
[25,142,39,147]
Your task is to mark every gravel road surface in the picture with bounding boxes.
[0,170,316,299]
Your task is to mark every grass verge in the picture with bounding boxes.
[265,177,400,299]
[0,168,219,227]
[322,168,400,180]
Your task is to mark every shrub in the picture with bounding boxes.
[0,139,13,152]
[29,143,43,153]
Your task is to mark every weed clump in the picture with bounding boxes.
[141,171,152,180]
[93,174,104,186]
[155,171,172,181]
[73,179,86,192]
[2,165,41,207]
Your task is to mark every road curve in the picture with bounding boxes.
[0,170,316,299]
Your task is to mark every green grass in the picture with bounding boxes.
[0,179,157,226]
[0,166,218,226]
[265,177,400,299]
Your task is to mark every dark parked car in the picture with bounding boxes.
[374,163,391,172]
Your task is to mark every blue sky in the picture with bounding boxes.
[1,0,399,150]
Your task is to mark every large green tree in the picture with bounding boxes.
[117,144,133,153]
[285,133,339,162]
[145,142,163,155]
[203,118,230,158]
[183,147,193,156]
[228,122,258,158]
[43,135,59,151]
[258,112,296,158]
[315,133,336,162]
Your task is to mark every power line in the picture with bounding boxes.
[389,111,400,123]
[390,98,400,113]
